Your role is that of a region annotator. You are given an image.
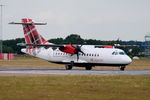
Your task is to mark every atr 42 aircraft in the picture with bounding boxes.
[10,18,132,71]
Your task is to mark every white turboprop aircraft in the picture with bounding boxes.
[10,18,132,71]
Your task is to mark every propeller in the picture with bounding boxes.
[59,44,85,61]
[72,45,85,61]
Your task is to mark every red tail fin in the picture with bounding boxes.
[22,19,48,45]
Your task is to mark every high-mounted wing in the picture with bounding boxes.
[18,43,85,61]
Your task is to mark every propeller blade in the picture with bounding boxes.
[69,45,85,61]
[77,53,79,61]
[76,45,85,61]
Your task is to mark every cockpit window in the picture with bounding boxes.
[119,52,125,55]
[112,51,126,55]
[112,52,115,55]
[112,51,118,55]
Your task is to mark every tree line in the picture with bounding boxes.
[2,34,143,57]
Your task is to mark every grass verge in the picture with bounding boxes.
[0,75,150,100]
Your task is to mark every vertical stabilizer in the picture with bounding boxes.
[21,19,48,45]
[9,18,51,54]
[21,19,49,53]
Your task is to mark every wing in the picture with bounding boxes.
[18,43,85,61]
[17,43,64,47]
[26,44,64,48]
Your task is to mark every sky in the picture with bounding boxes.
[1,0,150,41]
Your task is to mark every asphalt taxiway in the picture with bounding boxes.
[0,67,150,76]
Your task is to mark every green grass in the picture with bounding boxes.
[0,75,150,100]
[0,55,150,100]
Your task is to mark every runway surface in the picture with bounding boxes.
[0,67,150,76]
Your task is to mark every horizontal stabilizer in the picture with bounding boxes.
[17,43,26,46]
[9,22,47,25]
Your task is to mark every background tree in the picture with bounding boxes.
[3,38,24,54]
[48,38,64,44]
[64,34,84,44]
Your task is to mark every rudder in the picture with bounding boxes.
[22,19,48,45]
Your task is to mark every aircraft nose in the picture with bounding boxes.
[124,56,132,64]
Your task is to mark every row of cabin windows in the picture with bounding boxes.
[55,52,100,57]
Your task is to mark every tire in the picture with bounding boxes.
[65,65,72,70]
[85,66,92,70]
[119,66,125,71]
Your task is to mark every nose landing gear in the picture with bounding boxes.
[119,66,126,71]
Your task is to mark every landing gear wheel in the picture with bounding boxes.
[65,65,72,70]
[119,66,126,71]
[85,66,92,70]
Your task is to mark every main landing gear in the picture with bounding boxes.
[65,61,74,70]
[65,61,93,70]
[119,66,126,71]
[65,65,93,70]
[85,66,92,70]
[65,64,73,70]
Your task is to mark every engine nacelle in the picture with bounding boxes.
[59,45,76,54]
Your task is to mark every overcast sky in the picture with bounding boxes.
[1,0,150,41]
